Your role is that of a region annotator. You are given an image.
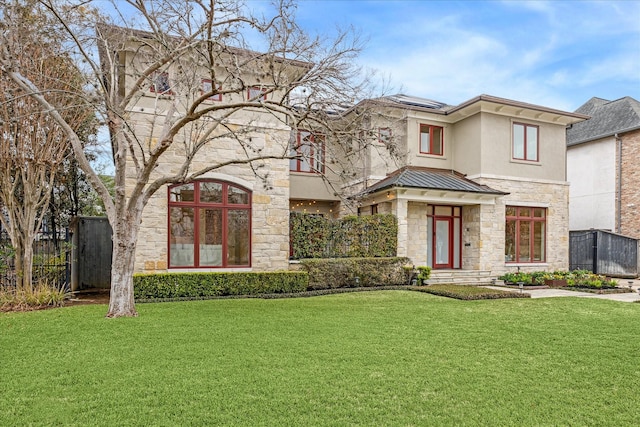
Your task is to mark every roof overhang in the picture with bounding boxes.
[362,187,503,206]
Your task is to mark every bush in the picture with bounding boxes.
[299,257,411,290]
[290,213,397,259]
[413,284,530,300]
[0,281,68,311]
[133,271,308,300]
[498,272,533,284]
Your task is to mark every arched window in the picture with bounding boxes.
[168,180,251,268]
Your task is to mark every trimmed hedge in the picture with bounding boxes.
[290,213,397,259]
[133,271,308,300]
[413,284,530,300]
[299,257,412,290]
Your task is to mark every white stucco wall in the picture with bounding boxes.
[567,137,616,231]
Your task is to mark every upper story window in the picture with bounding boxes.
[150,71,172,95]
[505,206,546,263]
[290,130,325,173]
[201,79,222,101]
[513,123,539,162]
[378,127,392,145]
[168,180,251,268]
[247,86,267,101]
[420,124,443,155]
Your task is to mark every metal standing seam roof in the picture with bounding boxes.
[358,167,508,197]
[567,96,640,146]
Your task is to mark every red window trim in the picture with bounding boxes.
[512,122,539,162]
[378,127,392,145]
[167,180,252,269]
[290,130,325,174]
[419,124,444,156]
[201,79,222,101]
[505,206,546,263]
[149,71,173,95]
[247,86,267,101]
[427,205,462,269]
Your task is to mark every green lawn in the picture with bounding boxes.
[2,291,640,426]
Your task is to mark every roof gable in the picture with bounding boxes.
[567,96,640,146]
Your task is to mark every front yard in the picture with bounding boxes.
[1,291,639,425]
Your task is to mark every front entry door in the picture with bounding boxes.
[434,218,453,269]
[427,205,462,269]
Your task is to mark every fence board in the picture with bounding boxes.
[569,230,638,278]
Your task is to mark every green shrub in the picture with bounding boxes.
[290,213,397,259]
[498,272,533,284]
[299,257,411,290]
[133,271,308,300]
[413,284,530,300]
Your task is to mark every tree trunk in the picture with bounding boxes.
[106,222,140,318]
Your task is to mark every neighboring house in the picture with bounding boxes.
[567,96,640,237]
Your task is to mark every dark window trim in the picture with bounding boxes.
[512,122,539,162]
[167,180,252,269]
[419,123,444,156]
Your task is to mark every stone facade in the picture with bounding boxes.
[619,129,640,238]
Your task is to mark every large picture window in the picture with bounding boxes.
[513,123,539,161]
[419,124,443,155]
[505,206,546,263]
[289,130,325,173]
[168,180,251,268]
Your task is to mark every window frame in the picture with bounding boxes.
[167,180,252,269]
[247,86,267,101]
[201,79,222,101]
[419,124,444,156]
[512,122,539,162]
[150,71,172,95]
[378,127,392,145]
[289,130,325,174]
[505,206,546,263]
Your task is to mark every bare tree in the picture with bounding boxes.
[0,0,386,317]
[0,1,94,290]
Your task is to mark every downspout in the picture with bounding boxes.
[616,133,622,233]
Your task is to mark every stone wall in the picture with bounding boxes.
[132,123,292,273]
[475,177,570,275]
[619,129,640,238]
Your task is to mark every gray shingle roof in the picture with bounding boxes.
[567,96,640,146]
[359,167,507,196]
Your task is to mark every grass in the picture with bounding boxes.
[2,291,640,426]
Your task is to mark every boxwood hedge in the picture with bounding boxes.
[298,257,412,290]
[134,271,308,300]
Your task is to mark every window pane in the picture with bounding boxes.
[434,206,452,216]
[506,206,517,217]
[427,216,433,267]
[199,209,222,266]
[170,183,195,202]
[227,210,250,265]
[533,221,545,262]
[519,208,531,217]
[533,208,545,218]
[200,182,223,203]
[299,143,311,172]
[518,222,531,262]
[169,207,195,266]
[289,140,298,171]
[526,126,538,161]
[505,219,516,261]
[420,126,430,153]
[248,87,265,100]
[453,217,460,268]
[312,140,323,172]
[228,186,249,205]
[513,124,525,159]
[432,127,443,155]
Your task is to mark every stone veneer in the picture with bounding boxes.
[387,177,569,276]
[474,177,570,276]
[619,129,640,238]
[132,125,292,274]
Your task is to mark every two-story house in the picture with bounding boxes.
[105,25,587,280]
[567,96,640,237]
[308,94,587,281]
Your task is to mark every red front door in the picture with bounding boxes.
[433,217,454,269]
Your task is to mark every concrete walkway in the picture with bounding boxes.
[484,284,640,302]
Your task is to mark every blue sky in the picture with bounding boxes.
[287,0,640,112]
